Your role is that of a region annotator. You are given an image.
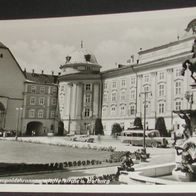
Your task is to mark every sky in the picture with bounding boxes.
[0,7,196,74]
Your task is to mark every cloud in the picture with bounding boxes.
[120,27,178,50]
[94,40,135,70]
[10,40,75,74]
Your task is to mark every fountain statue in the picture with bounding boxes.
[172,38,196,182]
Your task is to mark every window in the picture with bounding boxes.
[52,87,57,94]
[103,93,108,102]
[29,109,35,118]
[85,94,91,103]
[38,110,44,118]
[40,86,45,94]
[130,90,135,100]
[144,86,149,92]
[51,111,55,118]
[52,98,56,105]
[144,74,149,83]
[130,105,135,115]
[61,85,64,91]
[121,80,126,87]
[111,106,116,115]
[112,81,117,88]
[175,81,181,95]
[120,105,125,115]
[131,77,136,85]
[121,91,126,101]
[85,84,91,91]
[158,103,165,114]
[175,101,182,111]
[176,69,181,77]
[31,86,36,93]
[104,83,107,89]
[159,84,165,97]
[111,92,117,102]
[30,97,36,105]
[39,97,45,105]
[144,86,150,98]
[84,108,90,117]
[159,72,165,80]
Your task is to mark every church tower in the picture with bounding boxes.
[58,46,102,135]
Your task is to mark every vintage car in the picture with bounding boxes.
[123,130,168,148]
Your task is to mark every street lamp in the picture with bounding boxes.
[16,107,23,140]
[139,91,152,154]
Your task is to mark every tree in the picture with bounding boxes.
[155,117,168,137]
[94,118,104,135]
[111,123,122,136]
[133,117,143,129]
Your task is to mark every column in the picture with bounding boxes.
[166,68,173,114]
[75,82,83,119]
[70,83,76,119]
[150,72,157,117]
[137,74,143,117]
[93,82,99,118]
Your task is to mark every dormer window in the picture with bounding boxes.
[66,56,71,63]
[85,54,91,62]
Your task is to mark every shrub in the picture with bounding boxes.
[155,117,168,137]
[94,118,104,135]
[111,123,122,136]
[133,117,143,129]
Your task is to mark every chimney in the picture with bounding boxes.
[52,71,54,75]
[131,55,134,63]
[32,69,34,73]
[41,70,44,74]
[24,68,26,73]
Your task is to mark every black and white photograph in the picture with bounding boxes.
[0,2,196,193]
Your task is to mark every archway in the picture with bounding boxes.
[0,102,5,129]
[58,121,64,136]
[26,121,43,136]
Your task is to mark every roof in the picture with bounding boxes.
[24,72,58,84]
[0,42,7,49]
[65,48,99,65]
[138,36,195,55]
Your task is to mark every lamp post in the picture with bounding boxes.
[139,91,152,154]
[16,107,23,140]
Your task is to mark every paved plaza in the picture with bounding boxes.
[0,136,175,180]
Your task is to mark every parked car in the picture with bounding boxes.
[0,129,16,137]
[70,135,95,143]
[123,130,168,148]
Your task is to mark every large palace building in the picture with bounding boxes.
[0,19,195,136]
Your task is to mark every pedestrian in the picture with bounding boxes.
[116,152,134,177]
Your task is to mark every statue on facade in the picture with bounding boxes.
[181,39,196,82]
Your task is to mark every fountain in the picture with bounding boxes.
[172,37,196,182]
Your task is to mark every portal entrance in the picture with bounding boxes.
[26,121,43,136]
[0,102,5,129]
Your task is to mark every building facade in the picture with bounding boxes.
[22,71,59,136]
[101,36,195,135]
[58,49,102,135]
